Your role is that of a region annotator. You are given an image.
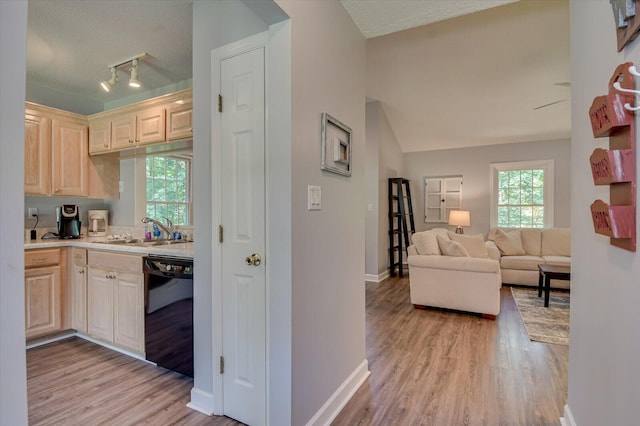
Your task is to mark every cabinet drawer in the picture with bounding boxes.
[25,249,61,268]
[88,250,142,274]
[70,248,87,266]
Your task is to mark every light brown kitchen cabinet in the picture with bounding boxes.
[24,109,51,195]
[88,118,111,154]
[24,249,63,339]
[166,100,193,141]
[70,248,87,333]
[51,117,88,197]
[24,102,119,199]
[87,251,144,355]
[136,106,166,145]
[88,89,191,155]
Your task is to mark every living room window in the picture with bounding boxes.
[137,155,192,226]
[490,160,554,228]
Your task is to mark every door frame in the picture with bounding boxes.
[211,30,270,419]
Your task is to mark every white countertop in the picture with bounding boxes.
[24,237,194,259]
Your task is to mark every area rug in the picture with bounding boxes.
[510,287,570,346]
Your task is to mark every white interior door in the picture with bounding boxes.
[220,46,266,426]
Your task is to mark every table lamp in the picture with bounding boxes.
[448,210,470,234]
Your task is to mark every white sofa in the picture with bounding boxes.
[486,227,571,289]
[407,229,502,319]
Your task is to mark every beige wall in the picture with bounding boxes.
[365,101,404,277]
[403,139,572,236]
[567,1,640,425]
[0,1,29,424]
[275,0,367,424]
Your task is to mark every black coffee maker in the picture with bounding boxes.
[56,205,81,239]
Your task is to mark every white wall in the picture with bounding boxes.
[0,1,29,424]
[567,1,640,425]
[403,139,572,236]
[365,101,404,277]
[274,0,368,424]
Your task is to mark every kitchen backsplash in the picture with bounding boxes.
[25,225,194,242]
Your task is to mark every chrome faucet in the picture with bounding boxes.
[141,216,174,239]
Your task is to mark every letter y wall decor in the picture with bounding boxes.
[588,62,637,251]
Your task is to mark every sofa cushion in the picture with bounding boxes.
[432,228,451,239]
[437,235,469,257]
[500,255,544,271]
[408,254,500,273]
[542,228,571,256]
[519,228,542,256]
[494,228,526,255]
[412,230,440,255]
[542,255,571,267]
[448,232,489,258]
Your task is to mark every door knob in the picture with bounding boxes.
[245,253,262,266]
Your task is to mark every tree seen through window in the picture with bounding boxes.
[146,156,191,226]
[497,169,545,228]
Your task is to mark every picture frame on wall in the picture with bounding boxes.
[321,112,352,177]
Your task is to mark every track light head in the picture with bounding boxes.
[100,67,118,92]
[129,58,141,88]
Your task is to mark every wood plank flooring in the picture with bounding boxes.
[332,277,568,426]
[28,276,567,425]
[27,338,241,425]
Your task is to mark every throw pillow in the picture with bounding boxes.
[412,231,440,255]
[448,232,489,258]
[437,235,470,257]
[494,228,526,255]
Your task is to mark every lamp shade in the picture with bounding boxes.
[448,210,470,227]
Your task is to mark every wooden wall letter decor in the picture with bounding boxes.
[588,62,636,251]
[610,0,640,52]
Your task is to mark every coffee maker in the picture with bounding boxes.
[56,205,81,239]
[87,209,108,237]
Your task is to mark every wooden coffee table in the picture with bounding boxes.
[537,264,571,307]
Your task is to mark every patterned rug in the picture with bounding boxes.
[510,287,570,346]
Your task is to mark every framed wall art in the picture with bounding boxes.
[321,112,352,177]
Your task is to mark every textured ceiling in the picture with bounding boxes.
[27,0,193,110]
[341,0,520,38]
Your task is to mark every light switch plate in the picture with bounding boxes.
[119,180,124,193]
[308,185,321,210]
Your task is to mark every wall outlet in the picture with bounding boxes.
[28,207,38,217]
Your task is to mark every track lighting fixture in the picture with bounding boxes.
[99,53,146,93]
[129,58,141,88]
[100,67,118,92]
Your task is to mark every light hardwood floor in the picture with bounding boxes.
[333,277,569,425]
[27,277,567,425]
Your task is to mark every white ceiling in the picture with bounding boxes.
[26,0,570,152]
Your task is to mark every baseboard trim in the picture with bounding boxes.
[364,269,390,283]
[305,359,370,426]
[188,387,216,416]
[560,404,576,426]
[25,330,76,349]
[76,333,147,362]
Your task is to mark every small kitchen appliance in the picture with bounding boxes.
[56,205,81,239]
[87,209,109,237]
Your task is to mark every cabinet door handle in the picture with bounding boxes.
[103,144,109,148]
[78,269,85,274]
[129,139,134,144]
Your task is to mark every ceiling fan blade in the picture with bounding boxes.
[533,99,567,110]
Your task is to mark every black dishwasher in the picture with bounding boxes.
[143,255,193,377]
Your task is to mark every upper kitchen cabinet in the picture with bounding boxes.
[51,116,88,197]
[88,89,192,155]
[24,102,120,199]
[24,108,51,195]
[166,100,193,141]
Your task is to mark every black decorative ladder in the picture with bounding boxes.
[388,178,415,277]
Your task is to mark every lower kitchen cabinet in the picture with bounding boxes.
[70,248,88,333]
[25,266,61,339]
[24,248,63,339]
[87,251,144,355]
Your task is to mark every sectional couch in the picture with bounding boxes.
[487,227,571,289]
